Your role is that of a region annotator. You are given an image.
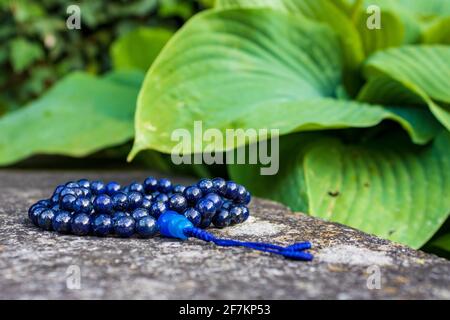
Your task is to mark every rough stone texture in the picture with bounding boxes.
[1,170,449,300]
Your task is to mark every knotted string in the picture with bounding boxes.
[184,227,313,261]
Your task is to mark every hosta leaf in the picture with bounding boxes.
[111,27,174,72]
[0,72,140,166]
[130,8,433,159]
[423,17,450,45]
[363,45,450,131]
[10,38,44,72]
[430,233,450,252]
[229,130,450,248]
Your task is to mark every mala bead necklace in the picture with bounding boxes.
[28,177,313,261]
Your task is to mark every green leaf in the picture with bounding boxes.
[111,27,174,72]
[9,38,44,72]
[230,130,450,249]
[423,17,450,45]
[430,233,450,252]
[0,72,140,166]
[363,45,450,131]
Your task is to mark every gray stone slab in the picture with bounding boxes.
[0,170,449,299]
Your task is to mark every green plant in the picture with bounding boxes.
[128,0,450,249]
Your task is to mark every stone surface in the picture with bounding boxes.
[1,170,450,299]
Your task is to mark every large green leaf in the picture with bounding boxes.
[362,45,450,131]
[111,27,174,72]
[0,72,140,166]
[229,130,450,248]
[130,8,434,159]
[423,17,450,44]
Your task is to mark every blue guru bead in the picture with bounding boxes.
[127,191,144,209]
[204,193,223,209]
[143,177,158,193]
[60,194,77,211]
[212,209,232,228]
[168,194,188,212]
[93,194,113,214]
[129,182,144,193]
[73,197,93,213]
[71,213,91,235]
[150,201,167,218]
[197,179,214,194]
[136,216,159,238]
[112,192,128,211]
[196,199,216,219]
[132,208,149,220]
[212,177,227,195]
[183,208,202,227]
[38,209,56,230]
[114,216,135,238]
[90,181,106,195]
[158,211,193,240]
[77,179,90,188]
[52,211,72,233]
[157,178,172,193]
[105,181,121,196]
[92,214,113,236]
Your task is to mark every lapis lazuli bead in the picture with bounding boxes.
[197,179,214,194]
[235,185,247,203]
[114,216,135,238]
[60,194,77,211]
[65,181,80,188]
[29,206,47,226]
[143,177,158,193]
[171,185,185,194]
[73,196,92,213]
[212,177,227,195]
[79,187,91,197]
[225,181,239,199]
[243,191,251,205]
[158,211,193,240]
[92,214,113,236]
[38,209,56,230]
[53,184,65,195]
[105,181,121,196]
[60,187,77,198]
[212,209,231,228]
[155,193,169,204]
[71,213,91,235]
[157,178,172,193]
[199,217,212,229]
[221,200,233,210]
[131,208,149,220]
[112,211,129,224]
[112,192,128,211]
[140,198,152,210]
[129,182,144,193]
[149,201,167,218]
[90,181,106,195]
[52,211,72,233]
[196,199,216,219]
[230,206,245,224]
[127,191,144,210]
[168,194,187,212]
[183,208,202,227]
[136,216,159,238]
[204,193,223,210]
[77,179,90,188]
[241,206,250,222]
[93,194,113,214]
[183,186,203,204]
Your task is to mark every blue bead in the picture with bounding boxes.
[60,187,77,198]
[92,214,113,236]
[221,200,233,210]
[143,177,158,193]
[131,208,149,220]
[172,184,186,194]
[77,179,90,188]
[158,211,193,240]
[127,191,144,210]
[93,194,113,214]
[196,199,216,219]
[241,206,250,222]
[157,178,172,193]
[51,204,60,211]
[129,182,144,193]
[34,199,52,209]
[60,194,77,211]
[114,216,135,237]
[212,177,227,195]
[225,181,239,199]
[90,181,106,195]
[105,181,121,196]
[199,217,212,229]
[155,193,169,203]
[29,206,47,225]
[54,184,65,195]
[51,193,61,204]
[52,211,72,233]
[204,193,223,210]
[79,187,91,197]
[169,194,187,212]
[140,198,152,210]
[197,179,214,194]
[38,209,56,230]
[73,197,93,213]
[230,206,245,224]
[71,188,84,197]
[136,216,159,238]
[112,192,128,211]
[235,185,247,203]
[183,208,202,227]
[71,213,91,235]
[212,209,231,228]
[183,186,202,204]
[112,211,129,224]
[149,201,167,218]
[243,191,251,205]
[65,181,80,188]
